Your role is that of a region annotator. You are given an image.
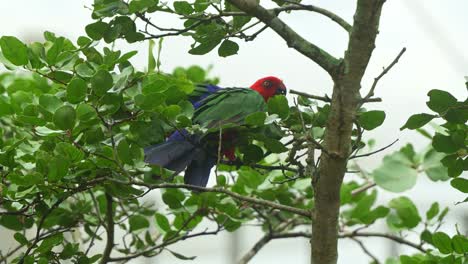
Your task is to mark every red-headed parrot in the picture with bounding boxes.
[144,76,287,186]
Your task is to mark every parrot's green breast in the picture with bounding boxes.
[193,88,266,130]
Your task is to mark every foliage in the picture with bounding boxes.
[402,88,468,202]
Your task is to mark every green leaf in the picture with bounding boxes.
[218,40,239,57]
[267,95,289,119]
[241,145,263,163]
[129,215,149,231]
[53,105,76,130]
[91,69,113,96]
[186,65,206,83]
[359,110,386,130]
[0,98,13,117]
[39,94,63,113]
[36,233,63,253]
[48,157,70,181]
[116,50,138,64]
[0,36,29,66]
[75,63,95,78]
[450,178,468,193]
[46,37,64,65]
[351,190,377,220]
[168,249,196,260]
[162,189,184,209]
[162,105,181,121]
[67,78,88,104]
[55,142,84,163]
[189,39,222,55]
[432,232,453,254]
[426,202,439,220]
[76,103,97,122]
[444,105,468,124]
[148,39,156,72]
[14,233,29,245]
[173,1,194,15]
[245,112,266,126]
[422,149,449,181]
[0,215,24,230]
[117,139,133,164]
[426,89,457,113]
[85,21,109,40]
[432,133,458,153]
[129,0,158,13]
[451,234,468,254]
[263,138,288,153]
[372,153,417,192]
[388,196,421,229]
[155,213,171,233]
[401,113,437,130]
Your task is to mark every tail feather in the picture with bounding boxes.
[144,134,217,187]
[144,140,195,173]
[184,150,217,187]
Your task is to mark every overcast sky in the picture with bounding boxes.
[0,1,467,263]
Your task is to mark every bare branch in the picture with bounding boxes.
[226,0,340,76]
[339,231,427,253]
[350,139,399,159]
[350,238,381,264]
[290,89,381,103]
[278,2,352,32]
[237,234,272,264]
[351,182,377,196]
[362,47,407,103]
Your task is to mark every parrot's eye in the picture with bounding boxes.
[262,80,272,88]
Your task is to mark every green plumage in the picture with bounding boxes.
[193,88,266,129]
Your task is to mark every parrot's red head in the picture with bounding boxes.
[249,76,287,101]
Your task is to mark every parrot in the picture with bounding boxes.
[144,76,287,187]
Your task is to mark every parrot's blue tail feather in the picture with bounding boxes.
[144,135,216,187]
[144,140,195,174]
[184,151,217,187]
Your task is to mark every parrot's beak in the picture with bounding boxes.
[275,87,287,95]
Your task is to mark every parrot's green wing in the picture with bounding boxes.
[193,88,266,130]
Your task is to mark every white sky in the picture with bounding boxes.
[0,1,467,263]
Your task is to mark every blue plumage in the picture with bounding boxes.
[144,84,221,187]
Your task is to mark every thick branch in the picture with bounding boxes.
[237,234,272,264]
[226,0,340,76]
[277,3,352,32]
[109,179,311,218]
[100,193,115,264]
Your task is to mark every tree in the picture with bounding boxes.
[0,0,467,264]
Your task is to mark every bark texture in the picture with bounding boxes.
[312,1,386,263]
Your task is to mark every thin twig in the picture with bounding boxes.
[361,47,407,104]
[339,231,427,253]
[291,89,382,103]
[351,182,377,196]
[350,139,399,159]
[350,238,381,264]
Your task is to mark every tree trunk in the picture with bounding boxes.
[311,1,386,263]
